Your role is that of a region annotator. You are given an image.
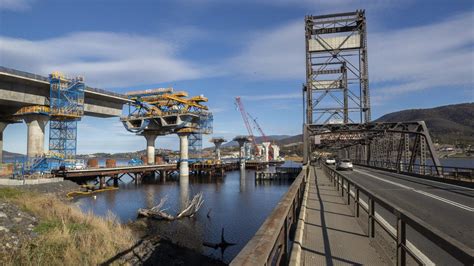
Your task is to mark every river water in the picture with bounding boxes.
[75,165,296,263]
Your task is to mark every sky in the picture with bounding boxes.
[0,0,473,154]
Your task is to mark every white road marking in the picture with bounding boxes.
[359,166,474,191]
[354,169,474,212]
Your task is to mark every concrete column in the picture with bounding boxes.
[272,145,280,160]
[24,115,49,158]
[262,142,270,162]
[0,122,8,164]
[179,133,189,179]
[144,133,158,165]
[214,142,223,161]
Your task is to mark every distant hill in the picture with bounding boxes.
[375,103,474,144]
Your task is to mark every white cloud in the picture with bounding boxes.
[0,32,211,88]
[0,0,33,11]
[370,12,474,98]
[230,20,304,79]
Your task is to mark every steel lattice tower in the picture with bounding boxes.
[49,73,85,159]
[304,10,370,125]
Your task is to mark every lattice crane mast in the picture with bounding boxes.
[235,97,256,147]
[247,112,269,143]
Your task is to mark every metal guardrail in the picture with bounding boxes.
[322,163,474,265]
[354,160,473,183]
[231,167,307,265]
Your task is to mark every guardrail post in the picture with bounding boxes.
[355,188,360,217]
[341,178,345,196]
[336,175,339,191]
[347,183,351,205]
[368,197,375,238]
[396,217,406,266]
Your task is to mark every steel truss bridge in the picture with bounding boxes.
[231,10,474,266]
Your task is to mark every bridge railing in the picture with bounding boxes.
[230,166,307,265]
[322,163,474,265]
[353,159,473,183]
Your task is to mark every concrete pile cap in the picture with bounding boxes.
[210,137,226,143]
[233,135,252,142]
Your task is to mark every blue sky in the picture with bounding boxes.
[1,0,473,154]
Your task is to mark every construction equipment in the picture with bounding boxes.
[235,97,274,160]
[122,88,213,159]
[235,97,257,147]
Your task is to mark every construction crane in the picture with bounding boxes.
[247,112,269,143]
[235,97,257,147]
[235,97,274,160]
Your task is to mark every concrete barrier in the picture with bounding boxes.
[0,177,64,186]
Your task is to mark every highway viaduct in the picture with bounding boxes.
[0,66,130,161]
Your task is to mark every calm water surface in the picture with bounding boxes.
[76,166,295,263]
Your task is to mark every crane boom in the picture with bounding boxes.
[235,97,256,146]
[247,112,269,143]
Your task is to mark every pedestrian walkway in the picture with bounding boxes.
[299,166,387,265]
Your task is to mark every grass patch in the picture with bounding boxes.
[0,187,24,199]
[1,190,135,265]
[33,220,62,234]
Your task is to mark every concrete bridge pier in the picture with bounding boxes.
[262,142,270,162]
[210,137,226,161]
[24,115,49,158]
[178,133,189,181]
[0,122,8,164]
[233,136,250,170]
[144,133,158,165]
[272,145,280,160]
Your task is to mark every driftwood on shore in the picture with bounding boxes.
[137,193,204,220]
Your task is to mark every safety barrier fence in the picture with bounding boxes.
[322,163,474,265]
[231,167,307,265]
[354,159,473,183]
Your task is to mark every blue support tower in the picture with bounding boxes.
[48,72,85,159]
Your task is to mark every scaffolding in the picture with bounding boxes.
[188,112,213,159]
[48,72,85,159]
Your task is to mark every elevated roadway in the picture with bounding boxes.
[0,66,129,118]
[0,66,131,160]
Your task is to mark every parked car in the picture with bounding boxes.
[325,158,336,165]
[336,159,353,171]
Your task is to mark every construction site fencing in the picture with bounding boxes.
[231,166,307,265]
[322,163,474,265]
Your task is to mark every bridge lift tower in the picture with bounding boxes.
[303,10,441,175]
[304,10,370,125]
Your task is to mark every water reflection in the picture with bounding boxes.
[76,169,292,263]
[179,177,189,210]
[239,167,246,192]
